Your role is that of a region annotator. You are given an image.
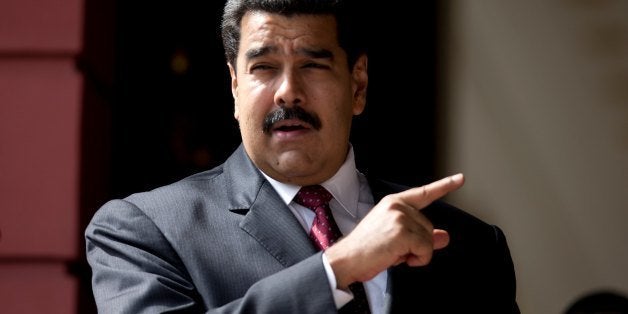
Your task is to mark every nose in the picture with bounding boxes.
[274,69,304,108]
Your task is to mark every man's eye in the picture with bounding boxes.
[250,64,274,72]
[303,62,328,69]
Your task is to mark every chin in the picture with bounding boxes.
[275,152,312,172]
[271,151,318,175]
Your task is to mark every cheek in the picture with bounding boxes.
[234,78,280,129]
[237,101,266,131]
[334,93,358,118]
[322,105,352,135]
[336,97,358,132]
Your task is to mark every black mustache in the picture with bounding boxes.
[262,106,321,134]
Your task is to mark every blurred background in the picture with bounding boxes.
[0,0,626,313]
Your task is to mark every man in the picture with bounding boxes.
[86,0,520,313]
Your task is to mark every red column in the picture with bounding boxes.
[0,0,83,313]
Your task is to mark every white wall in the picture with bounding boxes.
[438,1,628,313]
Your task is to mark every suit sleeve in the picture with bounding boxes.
[85,199,337,314]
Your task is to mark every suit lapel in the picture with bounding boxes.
[224,145,317,267]
[239,181,317,266]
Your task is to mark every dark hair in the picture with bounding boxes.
[220,0,368,69]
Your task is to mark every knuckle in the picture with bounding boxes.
[419,185,429,198]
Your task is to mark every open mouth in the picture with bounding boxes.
[272,119,310,132]
[275,124,307,132]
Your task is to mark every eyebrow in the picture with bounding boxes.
[245,46,275,60]
[244,45,334,61]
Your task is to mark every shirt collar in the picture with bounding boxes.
[261,146,360,218]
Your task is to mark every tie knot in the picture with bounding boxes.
[294,185,332,209]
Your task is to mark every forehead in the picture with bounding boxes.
[238,11,339,54]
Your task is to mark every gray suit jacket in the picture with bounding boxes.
[86,144,519,313]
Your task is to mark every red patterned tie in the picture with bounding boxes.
[295,185,371,314]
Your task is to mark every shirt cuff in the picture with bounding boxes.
[322,252,354,308]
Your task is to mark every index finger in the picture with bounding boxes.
[397,173,465,210]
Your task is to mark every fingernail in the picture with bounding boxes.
[451,173,464,183]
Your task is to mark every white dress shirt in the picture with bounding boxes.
[261,146,388,314]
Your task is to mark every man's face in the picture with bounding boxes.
[229,11,368,186]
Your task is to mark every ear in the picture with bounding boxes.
[228,62,240,120]
[351,54,368,115]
